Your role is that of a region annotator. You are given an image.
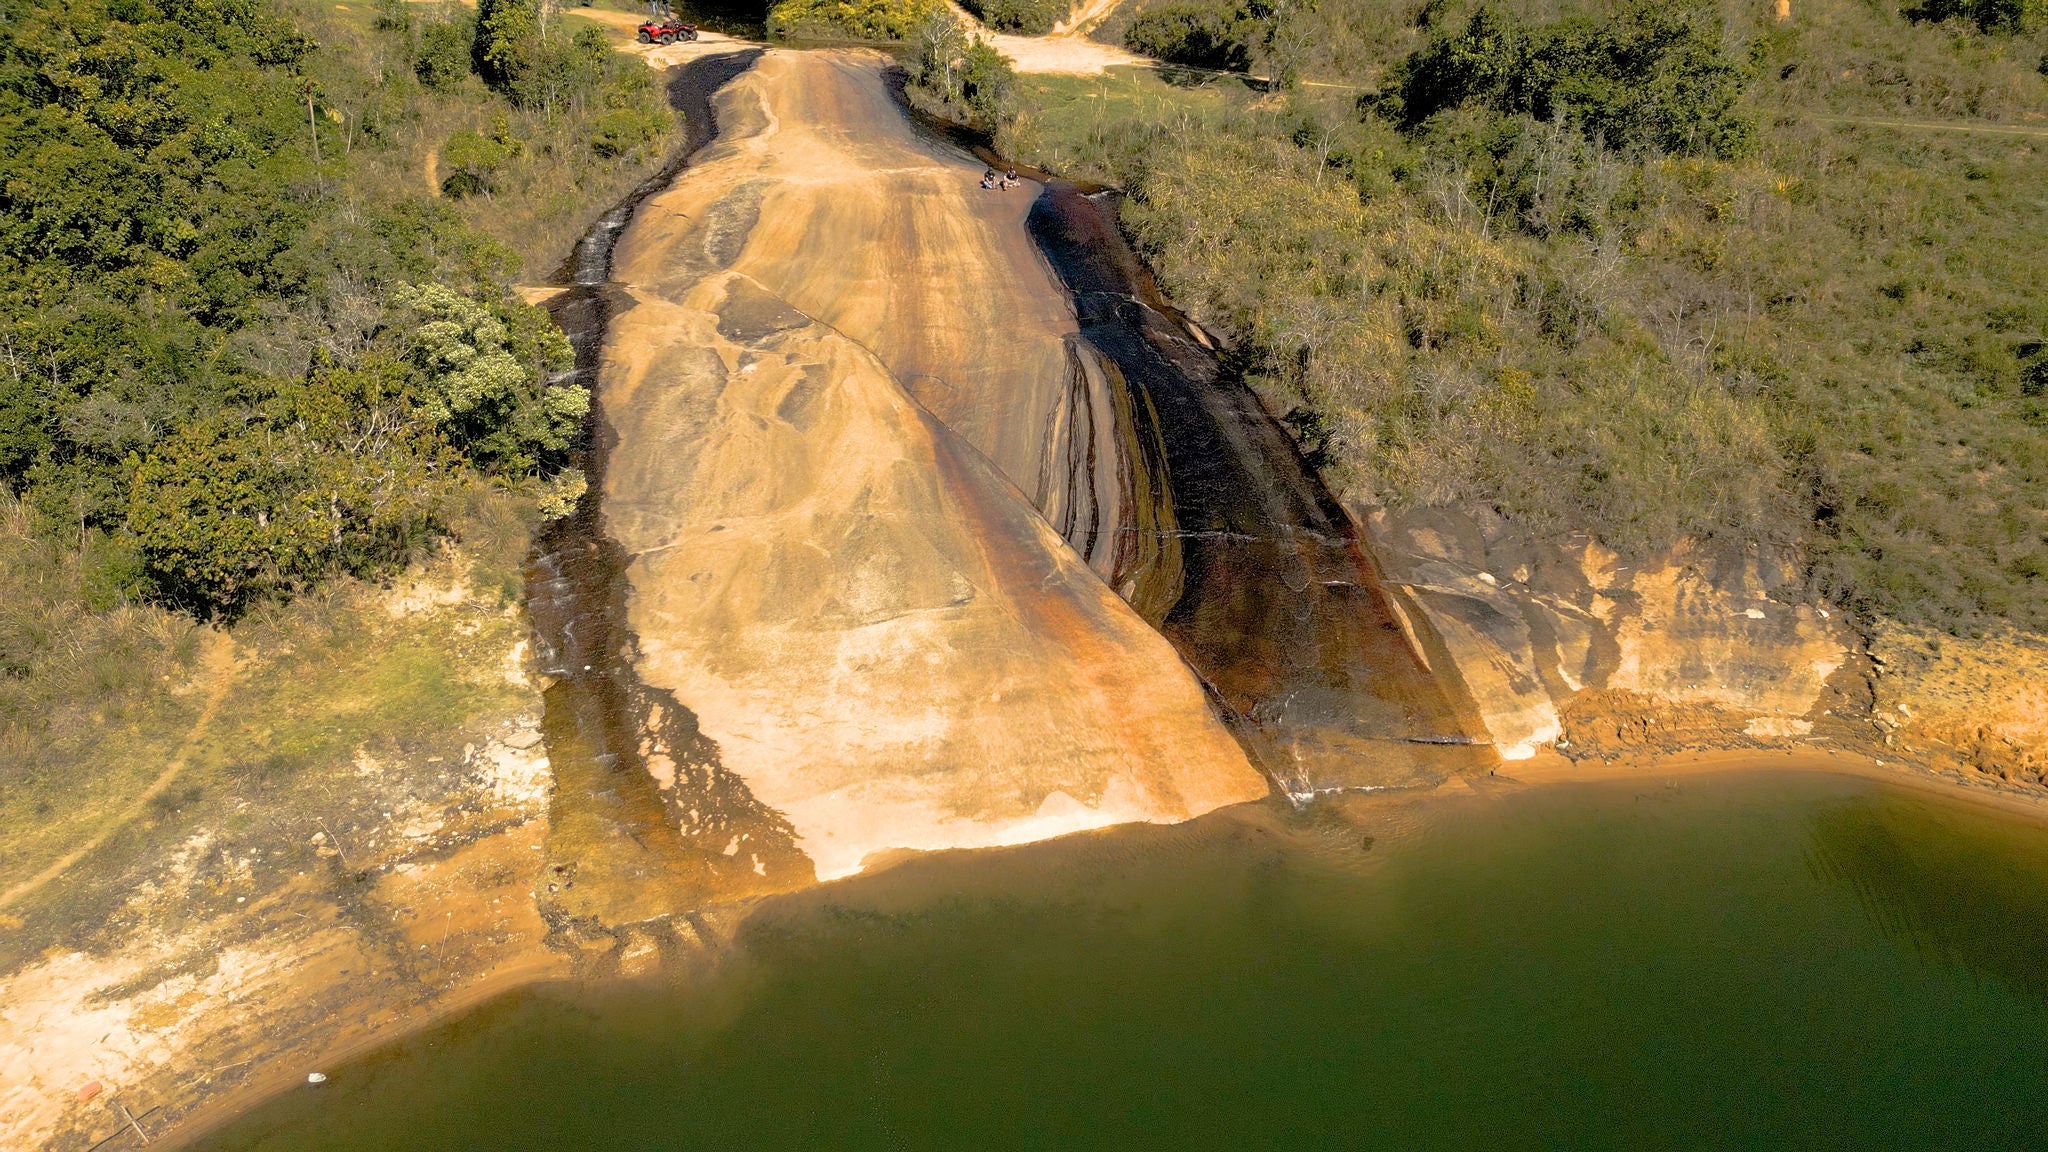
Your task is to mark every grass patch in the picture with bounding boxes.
[1000,68,1243,178]
[0,495,205,897]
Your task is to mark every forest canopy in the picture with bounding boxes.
[1379,4,1759,157]
[0,0,640,615]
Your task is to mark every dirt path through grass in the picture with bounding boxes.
[1807,113,2048,138]
[0,631,239,911]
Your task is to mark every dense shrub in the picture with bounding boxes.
[126,413,444,612]
[1380,4,1758,158]
[908,14,1019,130]
[1123,1,1255,70]
[440,126,518,196]
[766,0,944,40]
[413,19,473,89]
[589,108,667,157]
[1903,0,2044,33]
[959,0,1070,34]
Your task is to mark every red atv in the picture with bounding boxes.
[636,19,699,44]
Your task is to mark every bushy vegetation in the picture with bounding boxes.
[1099,0,1321,83]
[768,0,945,40]
[961,0,1072,34]
[1019,0,2047,634]
[473,0,615,114]
[1904,0,2045,35]
[1380,5,1758,156]
[1122,1,1257,70]
[908,14,1021,130]
[0,0,672,618]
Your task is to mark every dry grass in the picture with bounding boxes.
[292,0,687,280]
[1010,0,2048,634]
[0,484,542,972]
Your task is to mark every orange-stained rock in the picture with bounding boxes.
[1366,505,1857,758]
[602,51,1266,878]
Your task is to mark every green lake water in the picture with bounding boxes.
[193,770,2048,1149]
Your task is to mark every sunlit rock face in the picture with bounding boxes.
[1866,621,2047,786]
[601,50,1265,879]
[1366,505,1856,759]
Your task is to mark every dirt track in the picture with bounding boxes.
[0,634,238,912]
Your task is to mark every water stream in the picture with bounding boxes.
[1024,182,1495,798]
[882,78,1495,798]
[527,49,1500,943]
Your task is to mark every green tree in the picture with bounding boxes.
[912,12,968,102]
[440,126,519,196]
[959,40,1017,130]
[414,19,474,89]
[1123,2,1256,71]
[1381,4,1757,158]
[473,0,541,92]
[126,415,442,615]
[390,282,583,474]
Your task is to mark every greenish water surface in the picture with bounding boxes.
[194,771,2048,1149]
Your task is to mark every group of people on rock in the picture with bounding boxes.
[980,167,1020,190]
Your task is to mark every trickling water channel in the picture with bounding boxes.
[530,55,1501,923]
[1023,185,1494,797]
[885,83,1495,799]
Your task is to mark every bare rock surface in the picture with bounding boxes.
[1367,505,1857,759]
[602,50,1265,879]
[1867,622,2047,786]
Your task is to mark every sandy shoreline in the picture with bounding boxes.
[159,951,571,1150]
[156,740,2048,1147]
[1498,746,2048,826]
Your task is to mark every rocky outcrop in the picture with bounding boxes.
[601,51,1265,880]
[661,53,1163,596]
[1364,505,1857,759]
[1866,622,2047,787]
